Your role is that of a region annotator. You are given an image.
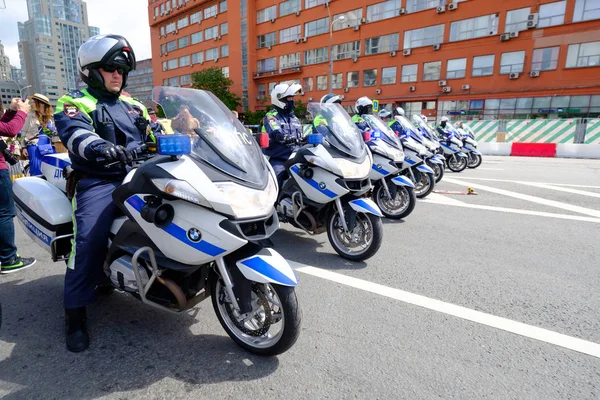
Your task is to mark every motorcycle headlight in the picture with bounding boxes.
[215,176,277,219]
[336,156,370,179]
[151,178,212,209]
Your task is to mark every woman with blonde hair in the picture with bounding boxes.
[21,93,56,175]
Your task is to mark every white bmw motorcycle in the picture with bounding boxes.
[412,115,446,183]
[12,88,301,356]
[457,124,483,169]
[274,103,384,261]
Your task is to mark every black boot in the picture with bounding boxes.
[65,307,89,353]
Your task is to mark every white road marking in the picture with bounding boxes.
[293,264,600,359]
[515,182,600,199]
[450,176,600,190]
[444,177,600,218]
[422,192,466,206]
[476,168,504,171]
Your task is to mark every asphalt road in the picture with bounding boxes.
[1,156,600,399]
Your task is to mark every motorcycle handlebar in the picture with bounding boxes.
[96,144,151,168]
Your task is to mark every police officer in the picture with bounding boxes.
[437,116,454,145]
[352,97,373,132]
[261,82,303,189]
[312,93,343,133]
[54,34,160,353]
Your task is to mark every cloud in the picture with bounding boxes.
[0,0,151,69]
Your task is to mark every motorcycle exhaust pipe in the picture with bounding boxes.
[156,276,187,310]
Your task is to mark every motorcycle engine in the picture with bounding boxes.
[109,256,150,293]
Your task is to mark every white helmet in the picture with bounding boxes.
[421,114,428,123]
[320,93,343,104]
[271,82,303,109]
[378,109,392,119]
[395,107,405,117]
[354,96,373,114]
[441,116,449,122]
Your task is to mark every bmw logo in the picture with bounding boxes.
[319,182,327,190]
[376,164,383,170]
[187,228,202,242]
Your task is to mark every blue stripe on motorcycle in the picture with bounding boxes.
[457,153,468,158]
[241,257,297,286]
[41,156,71,169]
[417,164,434,174]
[290,165,337,198]
[404,158,416,165]
[351,199,383,217]
[472,150,482,155]
[428,158,443,164]
[392,176,415,188]
[372,163,390,175]
[126,195,226,257]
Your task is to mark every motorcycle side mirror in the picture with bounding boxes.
[258,132,269,148]
[307,133,323,145]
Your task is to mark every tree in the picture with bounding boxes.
[244,110,267,126]
[294,100,308,123]
[191,67,241,110]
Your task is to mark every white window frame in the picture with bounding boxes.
[367,0,400,22]
[347,71,359,88]
[190,11,202,24]
[316,75,328,90]
[573,0,600,22]
[401,64,418,82]
[406,0,446,14]
[179,55,190,67]
[333,9,363,31]
[257,5,277,23]
[205,26,219,40]
[304,17,329,37]
[177,16,189,29]
[381,66,397,85]
[332,41,361,60]
[404,24,444,49]
[305,0,327,10]
[505,7,530,33]
[472,54,495,77]
[220,22,228,35]
[191,31,203,44]
[363,69,377,87]
[531,47,560,71]
[258,32,277,48]
[192,51,204,64]
[449,14,498,42]
[538,1,566,27]
[423,61,441,81]
[280,25,301,44]
[500,51,525,74]
[304,47,329,65]
[180,74,191,86]
[446,58,467,79]
[566,41,600,68]
[204,5,218,19]
[167,58,178,70]
[280,0,301,17]
[206,47,219,61]
[257,57,277,73]
[366,33,399,54]
[280,52,301,69]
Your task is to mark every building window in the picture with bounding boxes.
[404,24,444,49]
[367,0,400,22]
[206,48,219,61]
[333,9,363,31]
[280,0,301,17]
[316,75,328,90]
[257,5,277,23]
[192,51,204,64]
[169,77,179,86]
[366,33,399,54]
[160,26,166,36]
[257,57,277,72]
[446,58,467,79]
[166,22,176,34]
[423,61,441,81]
[162,61,167,71]
[280,52,301,69]
[205,26,218,40]
[221,45,229,57]
[306,0,327,9]
[258,32,277,48]
[303,77,314,91]
[449,14,498,42]
[381,66,397,84]
[178,36,189,48]
[191,31,203,44]
[304,47,328,65]
[360,70,375,87]
[332,73,343,89]
[167,59,178,70]
[505,7,530,33]
[406,0,446,13]
[532,47,559,71]
[401,64,417,82]
[573,0,600,22]
[280,25,301,44]
[347,71,359,88]
[190,11,202,24]
[566,41,600,68]
[161,44,166,54]
[220,22,228,35]
[167,40,177,52]
[220,0,227,13]
[222,66,229,78]
[179,55,190,67]
[177,16,189,29]
[538,1,566,27]
[204,5,218,19]
[472,54,495,76]
[180,74,191,85]
[258,83,267,98]
[500,51,525,74]
[305,17,329,37]
[470,100,484,109]
[332,41,360,60]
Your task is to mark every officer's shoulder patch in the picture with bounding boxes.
[67,90,85,99]
[63,103,80,117]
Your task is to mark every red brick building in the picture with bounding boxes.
[149,0,600,119]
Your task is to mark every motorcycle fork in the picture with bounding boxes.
[334,197,357,232]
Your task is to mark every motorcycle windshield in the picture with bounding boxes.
[361,114,402,150]
[412,115,438,141]
[152,87,268,187]
[307,102,365,159]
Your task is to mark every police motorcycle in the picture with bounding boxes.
[437,118,469,173]
[11,87,301,356]
[391,115,436,199]
[361,114,416,220]
[457,124,483,169]
[273,102,383,261]
[412,115,445,183]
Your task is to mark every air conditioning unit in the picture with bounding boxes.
[214,36,218,40]
[344,87,349,93]
[500,33,511,41]
[267,45,272,51]
[448,2,458,11]
[442,86,451,93]
[153,15,157,20]
[509,72,520,79]
[214,13,218,18]
[270,18,276,23]
[527,13,539,29]
[390,50,397,57]
[296,11,301,16]
[409,86,416,92]
[308,97,313,101]
[214,58,219,63]
[352,56,358,62]
[433,44,441,51]
[302,37,307,42]
[376,89,381,95]
[360,17,367,23]
[436,6,446,13]
[462,84,470,90]
[438,80,447,87]
[254,73,260,78]
[353,25,360,31]
[510,31,519,38]
[399,7,406,15]
[295,38,301,44]
[530,71,540,78]
[403,48,411,56]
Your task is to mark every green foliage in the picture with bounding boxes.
[245,109,267,125]
[191,67,241,110]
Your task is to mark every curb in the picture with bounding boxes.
[479,143,600,159]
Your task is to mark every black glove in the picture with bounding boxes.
[101,144,133,165]
[284,136,299,145]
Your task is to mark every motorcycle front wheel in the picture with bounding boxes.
[327,208,383,261]
[428,160,444,183]
[467,154,482,169]
[211,276,301,356]
[374,183,416,219]
[447,154,468,172]
[414,171,435,199]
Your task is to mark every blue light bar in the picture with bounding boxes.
[157,135,192,156]
[307,133,323,145]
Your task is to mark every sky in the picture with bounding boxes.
[0,0,152,69]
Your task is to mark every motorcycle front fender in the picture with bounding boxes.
[236,248,298,287]
[391,175,415,188]
[457,152,468,158]
[428,157,443,165]
[348,198,383,217]
[416,164,435,174]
